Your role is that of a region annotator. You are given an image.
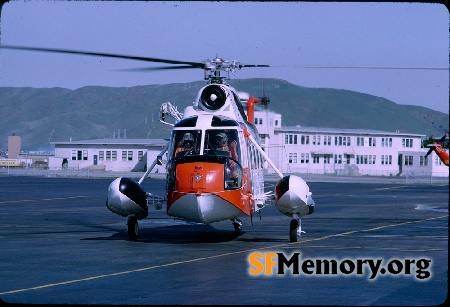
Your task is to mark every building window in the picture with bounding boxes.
[99,151,104,160]
[356,155,375,165]
[381,155,392,165]
[106,151,111,160]
[301,135,309,145]
[334,154,342,164]
[112,151,117,161]
[300,153,309,163]
[382,138,392,147]
[288,152,297,163]
[402,138,413,148]
[138,151,144,161]
[275,120,279,126]
[312,135,321,145]
[324,136,331,146]
[404,155,413,166]
[312,155,320,164]
[71,150,88,160]
[420,156,428,166]
[357,137,364,146]
[340,136,350,146]
[285,134,297,145]
[121,151,133,161]
[324,155,331,164]
[335,136,351,146]
[369,137,376,147]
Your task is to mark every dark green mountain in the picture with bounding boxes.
[0,79,448,150]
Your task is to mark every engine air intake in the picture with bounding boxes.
[201,85,226,110]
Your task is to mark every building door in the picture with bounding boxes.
[398,154,403,174]
[93,155,98,166]
[62,158,68,169]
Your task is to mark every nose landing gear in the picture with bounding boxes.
[127,216,139,241]
[289,218,305,242]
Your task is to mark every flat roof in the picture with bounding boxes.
[51,138,169,146]
[277,126,426,138]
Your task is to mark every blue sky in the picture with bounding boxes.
[0,1,448,113]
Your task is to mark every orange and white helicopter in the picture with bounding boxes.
[106,56,316,242]
[1,45,315,242]
[425,132,449,167]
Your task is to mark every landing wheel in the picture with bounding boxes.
[127,217,139,241]
[289,219,299,242]
[232,218,243,232]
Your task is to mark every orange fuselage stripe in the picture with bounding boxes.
[167,162,253,215]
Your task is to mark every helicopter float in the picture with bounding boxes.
[1,45,315,242]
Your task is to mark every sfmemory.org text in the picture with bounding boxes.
[248,252,431,280]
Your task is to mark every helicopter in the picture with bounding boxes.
[106,56,316,242]
[1,45,315,242]
[425,132,449,167]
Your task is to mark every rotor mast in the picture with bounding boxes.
[204,56,238,84]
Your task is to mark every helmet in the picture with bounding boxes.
[182,133,194,146]
[183,133,194,142]
[215,132,228,143]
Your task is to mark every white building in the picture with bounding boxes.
[49,139,167,172]
[49,110,448,177]
[254,109,447,177]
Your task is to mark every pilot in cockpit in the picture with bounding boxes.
[214,132,239,179]
[175,132,195,156]
[214,133,238,161]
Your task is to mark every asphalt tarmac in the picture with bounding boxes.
[0,175,448,305]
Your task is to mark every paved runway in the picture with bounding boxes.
[0,175,448,305]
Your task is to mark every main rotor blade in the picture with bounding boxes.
[0,45,205,68]
[239,64,270,68]
[116,65,200,72]
[425,147,434,157]
[282,65,449,71]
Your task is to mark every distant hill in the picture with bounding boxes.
[0,78,448,150]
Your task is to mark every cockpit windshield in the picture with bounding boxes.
[203,129,240,164]
[170,130,201,158]
[169,129,241,165]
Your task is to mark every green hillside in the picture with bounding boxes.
[0,79,448,150]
